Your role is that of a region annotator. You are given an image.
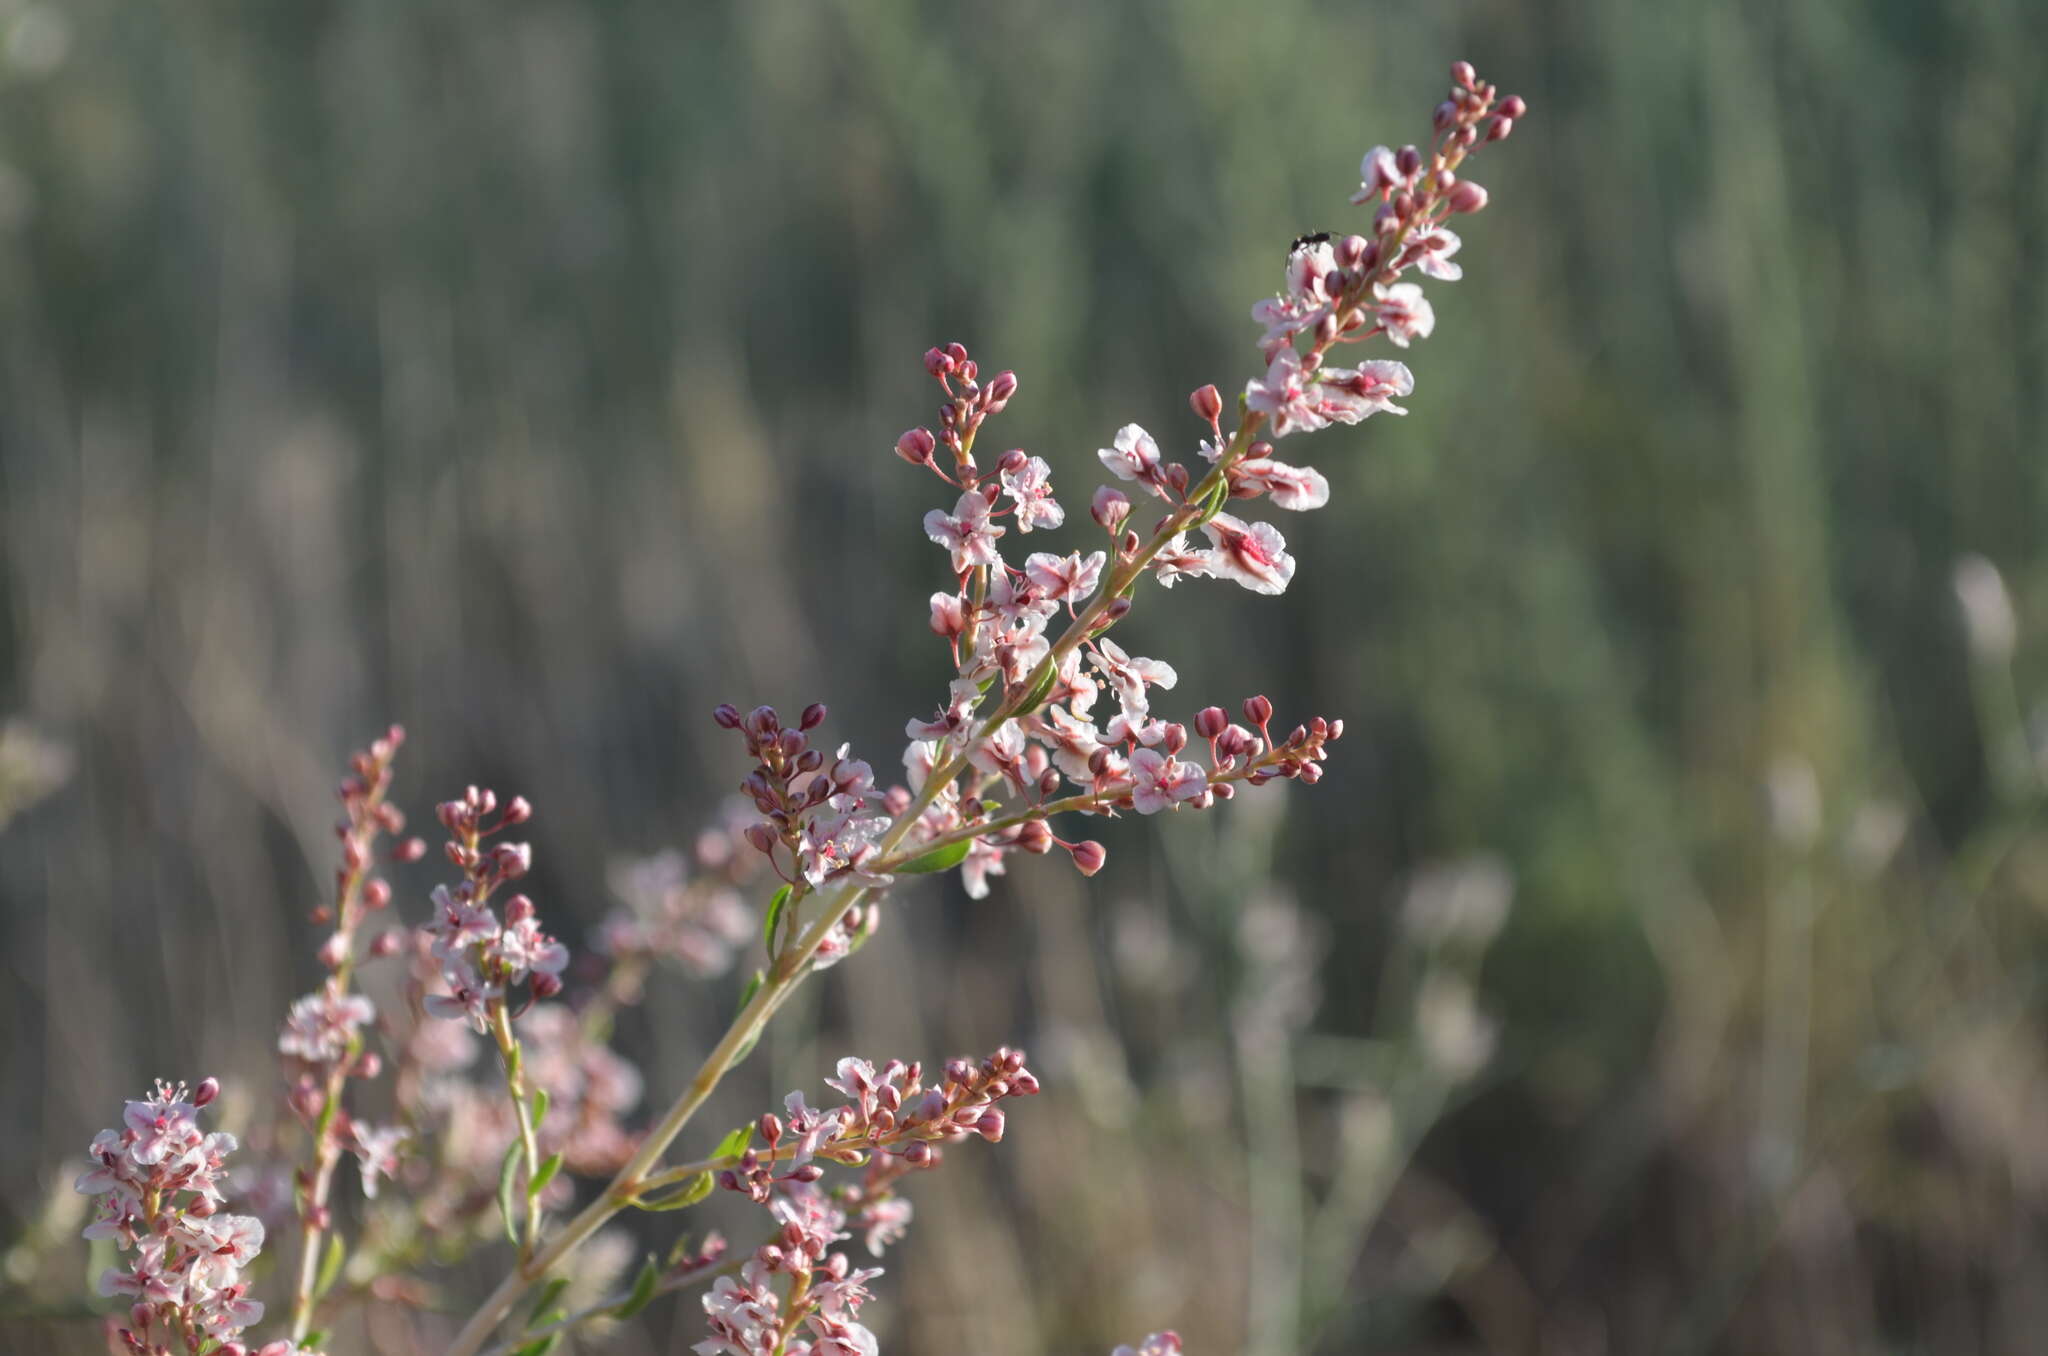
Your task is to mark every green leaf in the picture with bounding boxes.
[530,1087,550,1126]
[312,1233,346,1300]
[511,1327,561,1356]
[528,1276,571,1324]
[527,1152,564,1199]
[496,1142,522,1246]
[712,1124,754,1160]
[302,1332,330,1352]
[611,1254,662,1318]
[762,884,793,955]
[1012,660,1060,716]
[894,839,971,875]
[633,1170,714,1212]
[735,968,764,1015]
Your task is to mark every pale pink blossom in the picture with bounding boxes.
[1127,748,1208,814]
[1025,549,1107,602]
[1090,638,1178,716]
[1350,144,1405,202]
[1314,359,1414,422]
[1374,281,1435,347]
[923,491,1005,572]
[999,454,1064,532]
[278,991,377,1065]
[960,837,1008,899]
[1149,532,1215,589]
[1201,513,1297,595]
[1097,424,1168,496]
[1407,224,1464,280]
[1233,457,1331,511]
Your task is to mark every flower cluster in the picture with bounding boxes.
[692,1049,1039,1356]
[598,815,761,983]
[76,1079,292,1356]
[421,786,569,1030]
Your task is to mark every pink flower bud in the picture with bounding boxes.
[1447,181,1489,214]
[895,427,936,464]
[1451,59,1477,87]
[1242,694,1274,727]
[193,1077,220,1107]
[744,823,777,856]
[713,703,742,728]
[1396,145,1423,178]
[903,1141,934,1167]
[530,972,563,1000]
[318,933,348,971]
[1161,723,1188,756]
[502,795,533,825]
[1434,100,1459,132]
[504,894,535,923]
[394,836,427,863]
[759,1112,784,1144]
[1499,94,1527,120]
[1091,486,1131,531]
[1018,820,1054,854]
[975,1108,1006,1142]
[371,929,402,958]
[1194,706,1228,739]
[1069,840,1107,876]
[356,1052,383,1079]
[1487,116,1514,142]
[363,878,391,910]
[987,370,1018,409]
[1189,384,1223,422]
[923,347,954,376]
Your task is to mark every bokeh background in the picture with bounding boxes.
[5,0,2048,1352]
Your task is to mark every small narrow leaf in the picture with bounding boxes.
[312,1233,346,1300]
[496,1142,522,1246]
[528,1277,571,1324]
[734,968,764,1016]
[302,1331,330,1351]
[633,1170,715,1212]
[895,839,971,875]
[712,1124,754,1160]
[610,1254,662,1318]
[527,1152,564,1200]
[511,1329,561,1356]
[762,885,793,955]
[1012,660,1060,716]
[530,1088,550,1126]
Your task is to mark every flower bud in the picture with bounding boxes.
[1242,694,1274,727]
[713,703,742,729]
[1069,840,1107,876]
[744,823,778,856]
[363,878,391,910]
[974,1108,1007,1142]
[1451,59,1477,88]
[1396,145,1423,178]
[1434,100,1458,132]
[1487,116,1514,142]
[394,836,428,863]
[1189,384,1223,423]
[502,795,533,826]
[986,369,1018,410]
[1194,706,1228,739]
[1018,820,1054,854]
[923,347,954,377]
[789,1163,824,1183]
[1499,94,1527,120]
[371,929,403,959]
[356,1051,383,1079]
[903,1141,934,1167]
[318,933,348,971]
[895,427,936,464]
[1161,723,1188,756]
[504,894,535,924]
[1447,181,1489,214]
[530,972,563,1000]
[193,1076,220,1107]
[1091,486,1131,532]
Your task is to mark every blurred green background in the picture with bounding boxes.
[4,0,2048,1352]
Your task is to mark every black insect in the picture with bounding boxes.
[1288,231,1332,254]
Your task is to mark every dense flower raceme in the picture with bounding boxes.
[691,1049,1040,1356]
[420,786,568,1031]
[75,1078,317,1356]
[699,64,1524,920]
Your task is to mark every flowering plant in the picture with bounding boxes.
[66,62,1522,1356]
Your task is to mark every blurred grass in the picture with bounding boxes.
[3,0,2048,1352]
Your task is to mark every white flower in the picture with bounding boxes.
[923,491,1005,572]
[1374,281,1435,348]
[1097,424,1168,496]
[1200,513,1296,595]
[1024,549,1106,602]
[999,454,1064,532]
[1127,748,1207,815]
[1233,457,1330,510]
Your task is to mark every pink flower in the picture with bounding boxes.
[1090,638,1178,717]
[1024,549,1106,602]
[1314,359,1414,422]
[1127,748,1207,815]
[1201,513,1296,595]
[1245,348,1326,437]
[350,1123,408,1199]
[1350,144,1405,202]
[1097,424,1169,496]
[1232,457,1330,511]
[1407,224,1463,281]
[1374,281,1435,347]
[278,990,376,1065]
[1149,532,1214,589]
[1112,1333,1185,1356]
[854,1196,913,1255]
[960,837,1008,899]
[999,454,1064,532]
[923,491,1005,572]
